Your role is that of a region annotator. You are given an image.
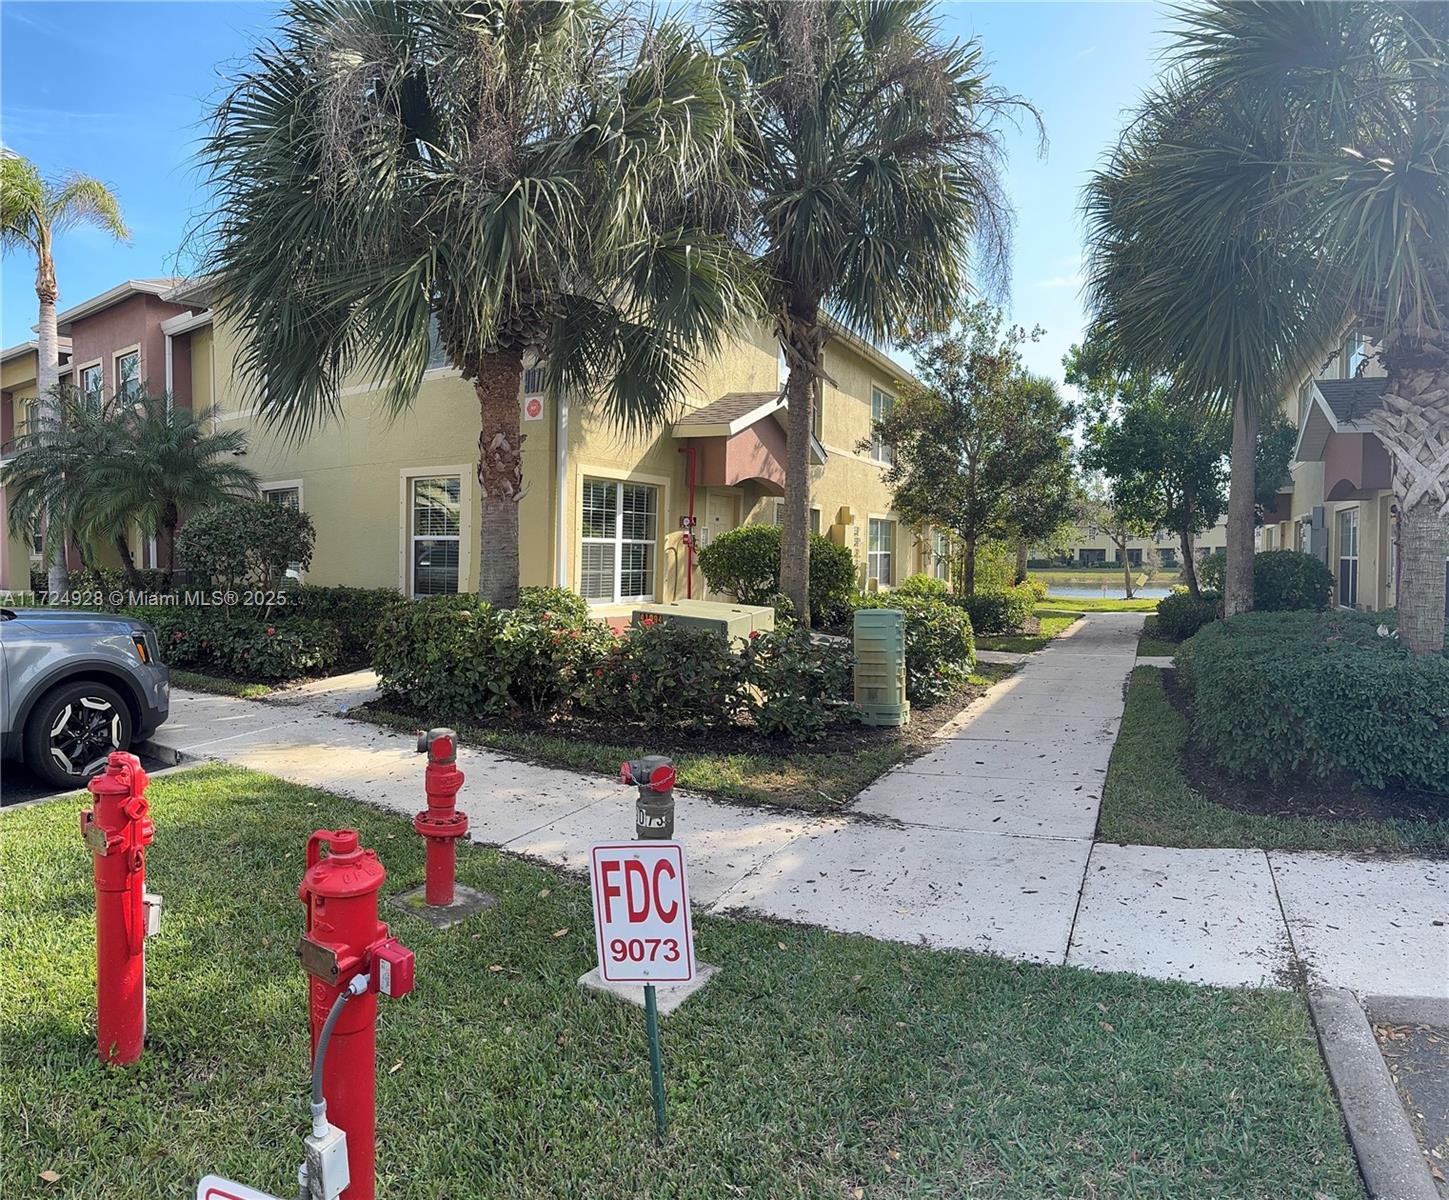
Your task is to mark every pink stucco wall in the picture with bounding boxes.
[65,293,189,404]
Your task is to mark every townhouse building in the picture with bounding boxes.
[2,277,944,612]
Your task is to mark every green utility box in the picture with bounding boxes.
[853,608,909,727]
[630,599,775,645]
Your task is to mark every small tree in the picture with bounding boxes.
[869,303,1068,597]
[177,500,315,594]
[1076,477,1149,599]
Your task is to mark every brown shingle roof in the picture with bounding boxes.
[672,390,782,430]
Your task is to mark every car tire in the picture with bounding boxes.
[22,681,134,790]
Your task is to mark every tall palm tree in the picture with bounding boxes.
[715,0,1037,625]
[202,0,755,608]
[4,388,257,589]
[0,150,129,593]
[1082,76,1345,618]
[1172,1,1449,652]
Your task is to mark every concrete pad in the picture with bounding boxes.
[973,649,1026,666]
[1270,853,1449,998]
[1309,987,1441,1200]
[854,774,1100,840]
[715,819,1091,964]
[389,882,497,929]
[1067,844,1291,989]
[937,713,1120,746]
[578,963,720,1014]
[268,669,380,711]
[898,737,1113,786]
[503,795,819,907]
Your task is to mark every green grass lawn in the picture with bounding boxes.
[359,663,1017,813]
[1,767,1363,1200]
[170,669,274,699]
[1033,568,1183,589]
[976,614,1081,654]
[1099,667,1449,852]
[1136,615,1181,658]
[1039,596,1161,613]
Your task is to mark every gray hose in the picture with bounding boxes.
[312,974,366,1107]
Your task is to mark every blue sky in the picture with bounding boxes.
[1,0,1173,387]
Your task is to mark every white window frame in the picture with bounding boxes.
[580,476,660,605]
[930,529,950,581]
[113,345,141,401]
[399,467,467,598]
[870,386,894,464]
[77,360,103,409]
[867,517,895,587]
[1336,507,1359,608]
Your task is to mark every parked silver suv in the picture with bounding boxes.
[0,608,170,788]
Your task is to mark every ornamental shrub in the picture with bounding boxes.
[497,601,614,715]
[1178,610,1449,795]
[282,585,406,664]
[958,583,1035,635]
[177,499,315,591]
[142,606,340,681]
[741,628,856,739]
[696,523,857,627]
[1198,550,1227,594]
[373,595,513,717]
[1155,590,1222,641]
[584,618,747,731]
[516,585,590,623]
[1252,550,1333,612]
[854,595,975,706]
[897,573,948,600]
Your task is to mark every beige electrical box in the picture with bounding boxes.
[631,599,775,644]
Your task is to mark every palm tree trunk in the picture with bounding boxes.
[1377,348,1449,655]
[162,504,179,591]
[778,318,817,628]
[475,350,525,609]
[1225,399,1258,616]
[35,253,67,596]
[1121,542,1134,599]
[113,536,141,589]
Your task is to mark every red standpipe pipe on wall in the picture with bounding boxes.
[678,444,697,599]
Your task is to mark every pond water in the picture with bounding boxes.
[1048,585,1173,600]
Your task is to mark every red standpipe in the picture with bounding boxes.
[81,751,158,1065]
[298,829,414,1200]
[678,443,697,598]
[414,729,467,906]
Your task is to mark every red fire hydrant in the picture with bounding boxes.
[298,830,414,1200]
[414,728,467,906]
[80,751,161,1066]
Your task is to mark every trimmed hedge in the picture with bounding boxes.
[1155,590,1222,641]
[137,606,341,682]
[956,583,1036,635]
[854,595,976,706]
[696,524,856,627]
[1178,611,1449,795]
[281,585,405,664]
[1252,550,1333,612]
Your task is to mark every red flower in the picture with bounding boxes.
[641,616,656,627]
[749,630,760,640]
[266,626,276,636]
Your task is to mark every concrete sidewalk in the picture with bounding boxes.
[150,612,1447,999]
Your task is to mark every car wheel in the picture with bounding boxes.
[22,681,134,790]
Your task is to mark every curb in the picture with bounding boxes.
[1308,987,1439,1200]
[1365,995,1449,1029]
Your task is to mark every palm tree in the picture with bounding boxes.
[1171,1,1449,652]
[1082,76,1344,618]
[714,0,1037,625]
[202,0,755,609]
[0,150,128,593]
[1086,2,1449,651]
[4,388,257,589]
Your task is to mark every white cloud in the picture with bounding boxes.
[1037,273,1083,291]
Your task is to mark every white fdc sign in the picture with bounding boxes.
[197,1177,285,1200]
[588,842,695,984]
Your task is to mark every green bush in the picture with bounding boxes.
[1155,590,1222,641]
[741,628,856,739]
[516,585,589,623]
[373,595,513,717]
[1178,611,1449,795]
[958,583,1036,635]
[1025,579,1049,602]
[1199,550,1227,594]
[282,585,405,665]
[177,499,315,591]
[855,595,975,706]
[497,602,614,715]
[696,523,856,626]
[766,591,797,628]
[1252,550,1333,612]
[144,606,340,682]
[897,573,948,600]
[585,618,747,731]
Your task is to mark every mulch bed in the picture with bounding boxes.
[1162,669,1448,826]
